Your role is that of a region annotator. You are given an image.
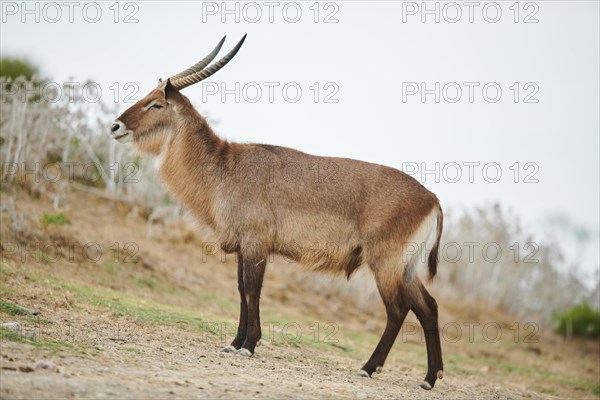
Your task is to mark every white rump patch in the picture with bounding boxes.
[401,208,438,282]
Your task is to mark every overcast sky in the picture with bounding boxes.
[2,1,598,250]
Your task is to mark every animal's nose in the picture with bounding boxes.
[111,120,132,143]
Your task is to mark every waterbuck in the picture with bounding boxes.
[111,35,444,390]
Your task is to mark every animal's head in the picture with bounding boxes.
[111,35,246,154]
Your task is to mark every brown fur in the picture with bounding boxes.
[114,78,445,388]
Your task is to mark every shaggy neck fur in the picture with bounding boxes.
[158,102,233,229]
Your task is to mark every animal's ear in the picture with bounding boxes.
[161,78,183,105]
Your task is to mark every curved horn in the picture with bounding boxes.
[170,34,247,90]
[168,36,227,81]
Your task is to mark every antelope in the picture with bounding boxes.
[111,35,444,390]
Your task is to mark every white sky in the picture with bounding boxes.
[1,1,599,244]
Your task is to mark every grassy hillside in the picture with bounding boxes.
[1,185,599,399]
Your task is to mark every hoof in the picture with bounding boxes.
[220,345,236,353]
[437,370,444,380]
[375,366,383,374]
[356,370,370,378]
[234,348,252,357]
[419,381,432,390]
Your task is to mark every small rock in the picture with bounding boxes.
[1,322,21,332]
[18,366,34,373]
[35,360,59,373]
[13,304,39,315]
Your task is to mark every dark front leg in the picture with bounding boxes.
[230,255,248,349]
[237,254,266,356]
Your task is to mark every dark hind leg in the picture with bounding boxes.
[360,303,410,376]
[222,254,248,352]
[409,280,444,389]
[360,266,410,376]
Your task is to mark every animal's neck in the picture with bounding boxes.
[158,108,232,228]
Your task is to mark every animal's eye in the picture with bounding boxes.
[151,103,163,109]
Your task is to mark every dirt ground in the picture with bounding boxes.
[0,335,532,400]
[1,185,599,399]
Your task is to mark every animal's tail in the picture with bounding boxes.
[427,203,444,283]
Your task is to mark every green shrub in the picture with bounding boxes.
[554,304,600,338]
[0,57,38,80]
[41,212,69,227]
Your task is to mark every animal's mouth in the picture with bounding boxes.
[112,131,133,143]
